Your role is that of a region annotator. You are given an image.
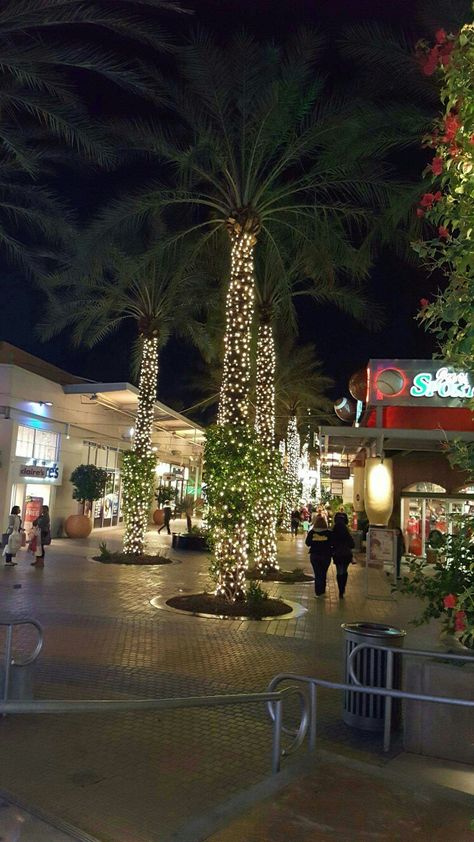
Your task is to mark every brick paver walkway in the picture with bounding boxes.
[0,527,454,840]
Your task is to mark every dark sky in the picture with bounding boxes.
[1,0,463,417]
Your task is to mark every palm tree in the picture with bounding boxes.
[42,243,209,554]
[83,30,395,592]
[0,0,185,277]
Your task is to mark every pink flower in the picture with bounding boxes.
[431,156,443,176]
[421,48,439,76]
[454,610,467,632]
[438,225,449,239]
[470,135,474,146]
[416,208,425,218]
[435,29,447,44]
[443,593,457,609]
[433,191,442,201]
[443,113,460,143]
[420,193,435,208]
[419,298,429,309]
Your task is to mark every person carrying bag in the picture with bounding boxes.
[3,506,22,566]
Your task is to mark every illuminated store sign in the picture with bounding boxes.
[410,368,474,400]
[18,462,62,484]
[368,360,474,407]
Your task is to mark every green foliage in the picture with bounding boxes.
[205,424,263,546]
[397,513,474,648]
[98,541,111,561]
[246,580,269,619]
[205,424,284,592]
[155,484,179,506]
[70,464,108,505]
[414,24,474,373]
[121,451,156,553]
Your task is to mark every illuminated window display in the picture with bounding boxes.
[401,482,474,558]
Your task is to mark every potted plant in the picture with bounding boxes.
[153,484,179,525]
[65,464,108,538]
[173,525,210,552]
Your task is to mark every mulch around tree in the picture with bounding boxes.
[246,568,314,583]
[93,553,173,565]
[166,592,292,619]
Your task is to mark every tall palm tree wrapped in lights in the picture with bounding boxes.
[42,246,208,554]
[252,236,380,570]
[84,30,396,595]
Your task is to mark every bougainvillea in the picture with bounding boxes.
[413,22,474,373]
[409,19,474,648]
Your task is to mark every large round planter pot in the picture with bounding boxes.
[65,514,92,539]
[153,509,164,526]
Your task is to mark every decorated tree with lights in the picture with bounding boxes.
[42,245,208,554]
[86,30,396,594]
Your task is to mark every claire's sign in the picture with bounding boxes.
[17,462,62,484]
[369,360,474,407]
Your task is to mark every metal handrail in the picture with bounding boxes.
[0,618,43,707]
[268,645,474,755]
[0,685,308,775]
[347,642,473,750]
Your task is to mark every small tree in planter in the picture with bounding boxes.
[153,484,179,525]
[66,464,108,538]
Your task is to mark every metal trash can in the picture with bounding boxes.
[342,622,406,732]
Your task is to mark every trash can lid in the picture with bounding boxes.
[341,622,406,637]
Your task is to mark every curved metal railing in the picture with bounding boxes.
[0,618,43,706]
[268,642,474,754]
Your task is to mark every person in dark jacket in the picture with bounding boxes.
[334,505,349,526]
[31,505,51,569]
[305,515,333,596]
[332,520,355,598]
[290,509,301,537]
[158,501,172,535]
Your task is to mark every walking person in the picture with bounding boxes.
[334,505,349,526]
[305,515,333,596]
[290,508,301,537]
[31,505,51,568]
[158,500,172,535]
[332,519,355,598]
[3,506,22,566]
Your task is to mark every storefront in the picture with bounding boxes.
[0,342,205,536]
[318,358,474,559]
[401,482,474,557]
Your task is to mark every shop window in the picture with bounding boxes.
[402,481,446,494]
[16,424,59,461]
[16,425,35,458]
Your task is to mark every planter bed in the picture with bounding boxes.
[246,568,313,584]
[166,592,291,619]
[171,533,210,552]
[93,552,172,565]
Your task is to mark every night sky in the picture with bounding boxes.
[1,0,466,417]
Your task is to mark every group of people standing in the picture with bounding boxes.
[2,505,51,568]
[304,507,355,598]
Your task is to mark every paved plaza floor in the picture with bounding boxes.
[0,526,472,841]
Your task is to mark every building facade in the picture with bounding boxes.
[0,343,204,537]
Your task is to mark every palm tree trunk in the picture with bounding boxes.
[254,318,278,573]
[123,335,158,554]
[284,415,300,530]
[218,229,255,426]
[213,224,257,600]
[255,320,275,449]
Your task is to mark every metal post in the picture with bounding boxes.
[383,649,394,752]
[308,683,317,752]
[271,699,283,774]
[3,624,13,713]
